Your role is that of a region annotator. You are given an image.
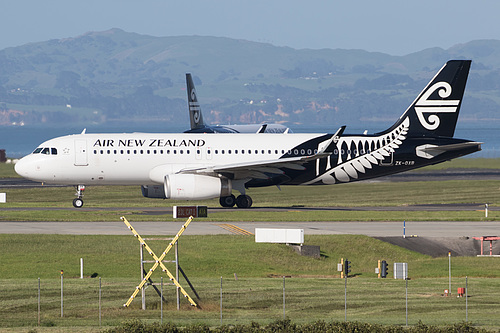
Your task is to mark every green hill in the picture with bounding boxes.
[1,29,500,127]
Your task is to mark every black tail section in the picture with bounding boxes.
[186,73,204,130]
[380,60,471,138]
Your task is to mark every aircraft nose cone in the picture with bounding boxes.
[14,157,29,177]
[14,155,39,180]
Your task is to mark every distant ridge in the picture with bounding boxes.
[1,29,500,127]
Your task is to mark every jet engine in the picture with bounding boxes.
[141,185,166,199]
[164,174,232,200]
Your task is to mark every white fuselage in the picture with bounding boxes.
[15,132,326,186]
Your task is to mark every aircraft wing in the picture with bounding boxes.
[179,127,346,180]
[179,151,330,180]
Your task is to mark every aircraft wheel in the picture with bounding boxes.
[73,198,84,208]
[236,195,253,208]
[219,194,236,207]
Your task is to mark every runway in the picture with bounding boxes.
[1,220,498,238]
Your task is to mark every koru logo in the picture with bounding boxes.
[415,82,460,130]
[189,88,201,123]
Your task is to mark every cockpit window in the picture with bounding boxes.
[32,147,58,155]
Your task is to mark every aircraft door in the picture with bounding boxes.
[206,147,212,160]
[74,139,88,166]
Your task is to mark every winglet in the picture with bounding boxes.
[317,126,346,154]
[257,124,268,133]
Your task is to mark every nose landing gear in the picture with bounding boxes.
[73,185,85,208]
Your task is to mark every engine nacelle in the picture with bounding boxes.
[164,174,232,200]
[141,185,166,199]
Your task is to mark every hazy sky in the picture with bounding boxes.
[3,0,500,55]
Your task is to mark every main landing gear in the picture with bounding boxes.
[219,194,253,208]
[73,185,85,208]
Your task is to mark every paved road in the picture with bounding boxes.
[1,221,498,238]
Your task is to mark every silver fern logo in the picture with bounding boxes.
[415,82,460,130]
[304,117,410,185]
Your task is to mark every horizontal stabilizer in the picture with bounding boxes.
[416,142,482,159]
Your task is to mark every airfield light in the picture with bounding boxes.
[344,259,351,277]
[381,260,388,278]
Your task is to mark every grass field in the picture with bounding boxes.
[1,234,500,331]
[1,177,498,222]
[1,159,500,331]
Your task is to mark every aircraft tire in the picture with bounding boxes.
[73,198,84,208]
[236,195,252,208]
[219,195,236,207]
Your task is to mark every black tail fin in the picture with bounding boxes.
[186,73,204,130]
[380,60,471,138]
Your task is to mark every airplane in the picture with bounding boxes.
[15,60,481,209]
[183,73,290,134]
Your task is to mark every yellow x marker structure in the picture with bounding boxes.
[121,216,197,307]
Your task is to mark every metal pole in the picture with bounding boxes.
[466,276,468,322]
[344,274,347,322]
[99,277,102,327]
[403,220,406,238]
[485,204,488,218]
[161,277,163,324]
[448,251,451,296]
[80,258,83,279]
[405,278,408,326]
[283,276,286,320]
[38,278,41,326]
[60,270,63,318]
[175,241,180,310]
[140,243,145,310]
[220,276,223,325]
